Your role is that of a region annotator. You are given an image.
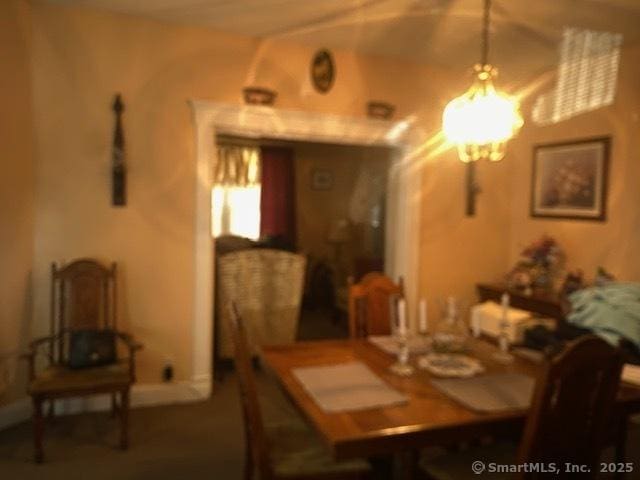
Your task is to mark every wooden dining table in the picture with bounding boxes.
[262,338,640,472]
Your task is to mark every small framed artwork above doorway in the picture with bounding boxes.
[530,136,610,221]
[311,169,333,190]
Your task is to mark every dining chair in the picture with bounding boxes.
[348,272,404,338]
[226,303,371,480]
[23,259,143,463]
[420,335,624,480]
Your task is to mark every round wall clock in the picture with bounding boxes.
[311,49,335,94]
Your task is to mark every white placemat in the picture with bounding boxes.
[292,361,408,413]
[431,373,535,413]
[368,335,431,355]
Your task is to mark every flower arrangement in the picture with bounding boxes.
[507,235,565,291]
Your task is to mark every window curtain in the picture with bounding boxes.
[259,146,296,248]
[212,145,261,239]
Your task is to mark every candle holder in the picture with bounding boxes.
[492,315,514,364]
[389,333,415,376]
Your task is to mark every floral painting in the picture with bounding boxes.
[531,137,610,220]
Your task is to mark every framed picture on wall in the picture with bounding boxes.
[530,137,610,221]
[311,169,333,190]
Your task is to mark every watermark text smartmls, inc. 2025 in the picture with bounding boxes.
[470,461,635,475]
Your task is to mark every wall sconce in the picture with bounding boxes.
[242,87,277,106]
[367,101,395,120]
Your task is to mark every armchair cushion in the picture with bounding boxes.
[29,361,131,395]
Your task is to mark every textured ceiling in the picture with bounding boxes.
[47,0,640,75]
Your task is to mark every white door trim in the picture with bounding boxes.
[189,101,423,392]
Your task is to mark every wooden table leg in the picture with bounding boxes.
[395,450,419,480]
[615,414,629,480]
[120,388,130,450]
[33,397,44,463]
[368,455,393,480]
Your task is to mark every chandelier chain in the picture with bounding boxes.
[481,0,491,66]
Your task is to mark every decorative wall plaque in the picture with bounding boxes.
[311,49,335,94]
[111,94,126,207]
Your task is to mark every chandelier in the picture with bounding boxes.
[442,0,523,162]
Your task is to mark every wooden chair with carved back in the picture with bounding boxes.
[23,259,142,463]
[348,272,404,338]
[226,303,371,480]
[420,335,624,480]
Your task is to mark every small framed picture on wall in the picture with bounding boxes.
[311,169,333,190]
[531,137,610,221]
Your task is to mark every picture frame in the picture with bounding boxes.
[311,169,333,190]
[530,137,610,221]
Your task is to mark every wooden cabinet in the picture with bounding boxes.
[476,283,566,321]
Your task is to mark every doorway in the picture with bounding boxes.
[211,136,395,342]
[190,101,421,395]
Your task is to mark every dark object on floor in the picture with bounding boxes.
[68,329,116,369]
[23,259,143,463]
[421,336,624,480]
[306,260,336,310]
[226,303,371,479]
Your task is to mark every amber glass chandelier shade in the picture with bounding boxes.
[443,65,523,162]
[442,0,524,162]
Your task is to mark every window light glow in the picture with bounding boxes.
[212,185,261,240]
[533,28,622,125]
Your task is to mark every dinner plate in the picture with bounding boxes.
[417,353,485,378]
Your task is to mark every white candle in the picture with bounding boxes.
[500,293,511,352]
[419,298,428,334]
[501,292,510,317]
[397,298,407,336]
[471,307,481,337]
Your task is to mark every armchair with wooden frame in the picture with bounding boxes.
[23,259,142,463]
[348,272,404,338]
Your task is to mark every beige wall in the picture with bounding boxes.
[0,0,35,405]
[507,44,640,284]
[0,0,515,398]
[416,66,514,328]
[27,2,489,385]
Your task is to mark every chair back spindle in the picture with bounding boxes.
[227,302,274,480]
[518,335,623,477]
[348,273,404,338]
[50,259,116,364]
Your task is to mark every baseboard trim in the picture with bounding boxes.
[0,377,211,431]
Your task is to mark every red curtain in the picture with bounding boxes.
[260,146,296,247]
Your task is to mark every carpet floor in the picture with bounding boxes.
[0,370,296,479]
[1,310,639,480]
